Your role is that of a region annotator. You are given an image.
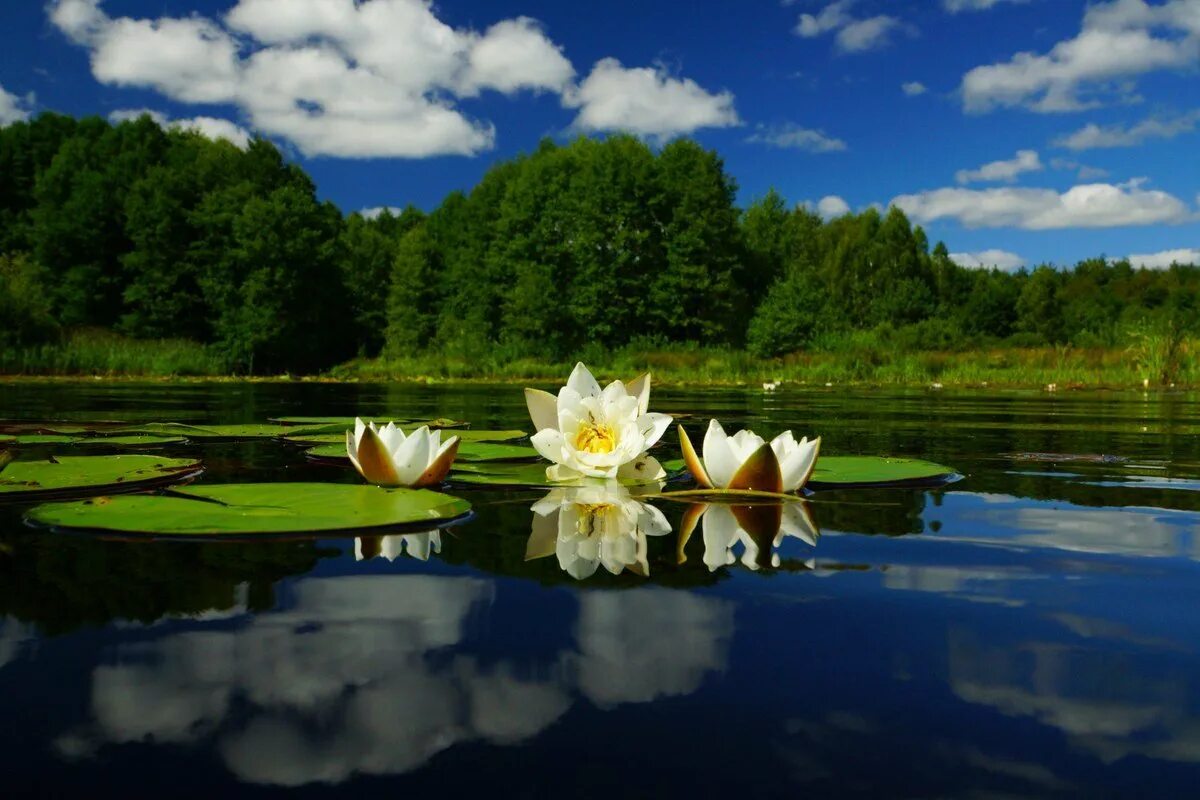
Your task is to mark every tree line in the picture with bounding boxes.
[2,112,1196,373]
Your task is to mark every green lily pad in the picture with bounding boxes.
[4,434,78,445]
[0,455,203,501]
[81,435,188,447]
[306,440,539,463]
[807,456,959,489]
[118,422,295,441]
[25,483,471,538]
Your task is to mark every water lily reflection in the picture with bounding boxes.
[526,482,671,580]
[355,532,441,562]
[680,501,819,571]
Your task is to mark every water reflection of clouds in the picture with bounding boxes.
[0,617,35,670]
[60,576,733,786]
[938,492,1200,560]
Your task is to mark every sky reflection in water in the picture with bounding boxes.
[3,383,1200,797]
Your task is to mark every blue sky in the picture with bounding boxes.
[1,0,1198,269]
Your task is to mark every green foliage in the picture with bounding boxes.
[2,111,1199,381]
[0,252,58,348]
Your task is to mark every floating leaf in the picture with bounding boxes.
[3,434,78,445]
[270,416,468,429]
[807,456,959,488]
[81,435,187,447]
[26,483,470,537]
[0,455,203,501]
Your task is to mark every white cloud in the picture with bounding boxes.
[108,108,252,148]
[360,206,405,220]
[892,178,1193,229]
[1126,248,1200,268]
[795,2,910,53]
[1049,157,1110,180]
[565,58,739,139]
[949,249,1026,270]
[802,195,852,219]
[746,122,846,152]
[961,0,1200,113]
[0,83,33,124]
[1053,110,1200,150]
[955,149,1043,184]
[943,0,1029,11]
[51,1,733,157]
[902,81,928,96]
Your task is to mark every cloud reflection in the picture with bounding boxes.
[59,574,733,786]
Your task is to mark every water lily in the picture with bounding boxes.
[525,482,671,580]
[679,501,819,572]
[355,532,441,562]
[345,418,459,487]
[679,419,820,494]
[525,363,672,482]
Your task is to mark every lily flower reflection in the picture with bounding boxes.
[679,501,819,571]
[355,532,441,562]
[526,482,671,580]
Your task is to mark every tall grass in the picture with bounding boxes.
[1,329,224,377]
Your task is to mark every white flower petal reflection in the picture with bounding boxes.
[355,532,441,562]
[686,501,819,571]
[527,482,671,580]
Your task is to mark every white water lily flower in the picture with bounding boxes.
[679,419,820,493]
[525,482,671,580]
[345,418,459,487]
[355,532,441,562]
[686,502,818,572]
[525,363,672,482]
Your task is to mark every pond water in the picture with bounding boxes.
[3,381,1200,797]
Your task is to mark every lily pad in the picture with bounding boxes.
[81,435,187,447]
[306,440,539,463]
[0,455,203,501]
[271,416,469,429]
[3,434,78,445]
[807,456,959,489]
[25,483,471,537]
[119,422,295,441]
[286,428,527,445]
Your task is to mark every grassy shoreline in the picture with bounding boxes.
[2,338,1195,390]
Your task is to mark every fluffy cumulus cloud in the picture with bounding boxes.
[801,195,852,219]
[0,83,33,124]
[949,249,1027,270]
[892,178,1193,229]
[564,59,738,139]
[955,149,1043,184]
[1053,109,1200,150]
[1049,158,1110,180]
[901,81,928,96]
[746,122,846,152]
[109,108,252,148]
[1126,247,1200,267]
[795,1,910,53]
[961,0,1200,113]
[49,0,735,158]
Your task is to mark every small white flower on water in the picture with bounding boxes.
[525,362,672,482]
[345,418,459,487]
[525,482,671,580]
[355,532,441,562]
[680,419,820,493]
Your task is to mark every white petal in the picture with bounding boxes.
[627,372,651,415]
[701,505,739,572]
[531,429,566,465]
[780,503,819,547]
[566,362,602,398]
[378,421,405,455]
[781,437,820,491]
[393,426,432,485]
[525,388,559,432]
[354,417,366,446]
[601,378,629,404]
[638,502,672,537]
[638,412,672,448]
[345,428,358,462]
[617,454,666,483]
[770,430,796,460]
[702,419,739,489]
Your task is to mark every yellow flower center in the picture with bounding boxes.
[574,422,616,454]
[576,503,615,537]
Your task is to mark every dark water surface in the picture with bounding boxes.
[3,381,1200,798]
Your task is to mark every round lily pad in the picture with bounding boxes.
[25,483,471,537]
[81,435,187,447]
[0,455,203,501]
[807,456,959,489]
[271,416,468,429]
[286,428,527,445]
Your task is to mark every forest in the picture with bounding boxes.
[2,112,1197,380]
